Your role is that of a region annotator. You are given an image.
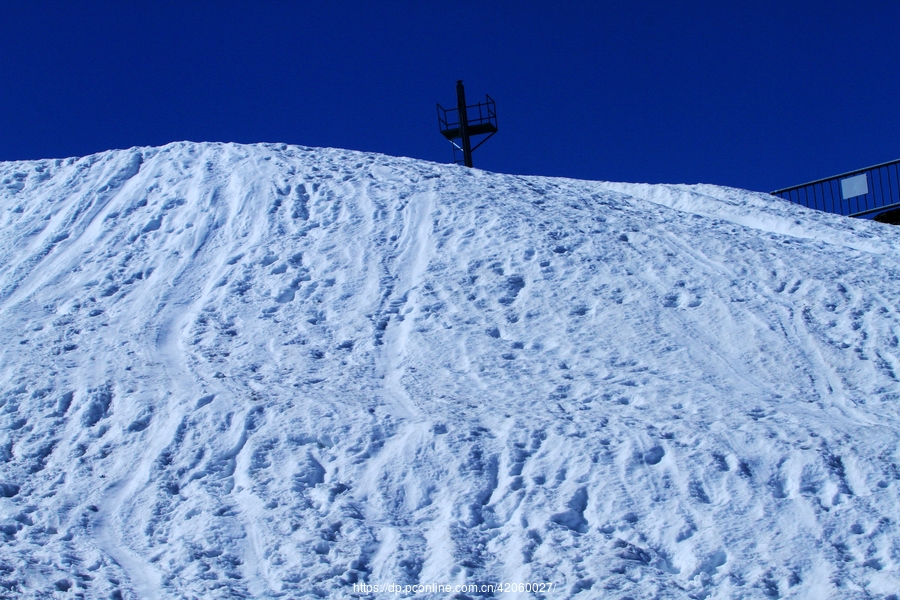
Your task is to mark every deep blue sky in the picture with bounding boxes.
[2,1,900,192]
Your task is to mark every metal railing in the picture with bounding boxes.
[437,94,498,140]
[771,158,900,218]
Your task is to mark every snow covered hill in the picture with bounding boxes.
[1,142,899,599]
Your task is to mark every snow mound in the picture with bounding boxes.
[1,142,899,598]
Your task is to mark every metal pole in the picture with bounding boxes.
[456,80,473,168]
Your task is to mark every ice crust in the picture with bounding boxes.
[0,142,899,598]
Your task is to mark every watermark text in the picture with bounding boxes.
[351,581,556,595]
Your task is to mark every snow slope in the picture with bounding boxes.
[1,142,899,599]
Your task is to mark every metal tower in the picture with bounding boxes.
[437,80,497,168]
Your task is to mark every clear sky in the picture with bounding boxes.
[2,1,900,192]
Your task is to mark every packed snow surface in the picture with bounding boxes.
[1,142,899,599]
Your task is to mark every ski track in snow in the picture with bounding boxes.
[0,142,899,598]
